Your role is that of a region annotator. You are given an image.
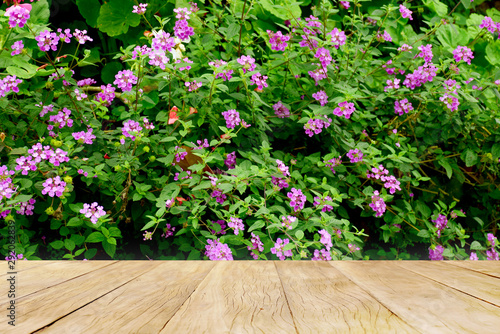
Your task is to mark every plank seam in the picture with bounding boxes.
[158,262,216,333]
[330,263,424,334]
[394,263,500,309]
[274,261,301,334]
[30,264,157,333]
[440,261,500,279]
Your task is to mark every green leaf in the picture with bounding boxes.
[101,61,123,84]
[259,0,301,21]
[76,0,101,28]
[84,248,97,259]
[283,242,295,251]
[67,217,84,227]
[248,220,265,232]
[473,217,484,227]
[141,220,157,231]
[64,239,76,252]
[463,149,478,167]
[30,0,50,25]
[295,230,304,240]
[437,158,453,179]
[423,0,448,17]
[86,232,105,243]
[102,239,116,258]
[97,0,141,37]
[417,229,430,238]
[470,241,484,250]
[50,240,64,250]
[486,40,500,66]
[226,22,240,40]
[436,24,468,51]
[492,143,500,159]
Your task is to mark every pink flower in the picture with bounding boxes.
[205,239,233,260]
[273,101,290,118]
[174,19,194,41]
[318,229,333,250]
[132,3,148,15]
[429,245,444,260]
[237,55,256,73]
[250,72,268,90]
[287,188,306,212]
[271,238,293,260]
[11,40,24,56]
[312,90,328,106]
[347,148,363,163]
[399,5,413,20]
[281,216,296,230]
[333,101,355,119]
[221,109,241,129]
[227,217,244,235]
[248,233,264,259]
[328,28,346,49]
[73,29,93,44]
[114,70,137,92]
[80,202,106,224]
[36,30,60,52]
[312,249,332,261]
[4,5,30,29]
[370,190,386,217]
[42,176,66,198]
[479,16,497,33]
[267,30,290,51]
[452,46,474,65]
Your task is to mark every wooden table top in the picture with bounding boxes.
[1,261,499,333]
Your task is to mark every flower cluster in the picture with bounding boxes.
[394,99,414,116]
[452,46,474,65]
[271,238,293,260]
[205,239,233,260]
[304,116,332,137]
[122,120,142,141]
[5,5,30,28]
[369,191,386,217]
[271,176,289,190]
[318,229,333,250]
[333,101,355,119]
[314,195,333,212]
[209,220,227,235]
[95,84,116,106]
[325,156,342,174]
[366,165,401,194]
[250,72,268,90]
[237,55,256,73]
[114,70,138,92]
[185,80,202,92]
[42,176,66,198]
[328,28,346,49]
[312,90,328,106]
[0,166,17,202]
[248,233,264,259]
[36,30,59,52]
[73,29,93,44]
[486,233,499,261]
[80,202,106,224]
[267,30,291,51]
[281,215,296,230]
[228,217,244,235]
[161,223,176,238]
[0,76,23,97]
[399,5,413,20]
[429,245,444,260]
[132,3,148,14]
[312,249,332,261]
[308,67,327,85]
[221,109,241,129]
[273,101,290,118]
[211,189,226,204]
[347,148,363,163]
[314,47,333,69]
[11,40,24,56]
[403,62,438,90]
[287,187,306,212]
[377,30,392,42]
[17,198,36,216]
[225,151,237,169]
[72,128,96,145]
[173,11,194,41]
[432,214,448,238]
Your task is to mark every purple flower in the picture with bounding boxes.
[394,99,413,116]
[0,76,22,97]
[122,120,143,141]
[347,148,363,163]
[72,128,96,144]
[16,198,36,216]
[174,19,194,41]
[281,215,296,230]
[228,217,244,235]
[161,223,176,238]
[333,101,355,119]
[439,93,459,112]
[250,72,268,90]
[248,232,264,259]
[174,7,192,20]
[312,90,328,106]
[325,156,342,174]
[314,196,333,212]
[57,28,72,44]
[36,30,60,52]
[80,202,106,224]
[340,1,350,9]
[205,238,233,260]
[209,220,227,235]
[312,249,332,261]
[318,229,333,250]
[470,252,478,261]
[143,231,153,241]
[479,16,497,33]
[299,35,318,50]
[429,245,444,260]
[487,233,497,247]
[271,176,289,190]
[73,29,93,44]
[237,55,256,73]
[398,44,413,52]
[273,101,290,118]
[276,159,290,177]
[152,31,176,52]
[314,47,333,69]
[211,189,226,204]
[132,3,148,14]
[416,44,433,63]
[348,243,360,253]
[4,5,30,28]
[42,176,66,198]
[95,84,116,106]
[432,214,448,238]
[221,109,241,129]
[308,67,328,85]
[287,187,306,212]
[399,5,413,20]
[148,49,169,69]
[328,28,346,49]
[114,70,137,92]
[271,238,293,260]
[225,151,237,169]
[15,156,37,175]
[452,46,474,65]
[11,40,23,56]
[370,190,386,217]
[185,80,202,92]
[267,30,291,51]
[377,30,392,42]
[487,249,499,261]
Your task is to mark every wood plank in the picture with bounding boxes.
[0,260,55,277]
[0,261,115,304]
[1,261,154,333]
[275,261,419,333]
[332,261,500,333]
[397,261,500,307]
[442,261,500,279]
[36,261,215,333]
[160,261,296,333]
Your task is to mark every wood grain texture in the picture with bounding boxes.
[36,261,215,334]
[332,261,500,334]
[442,260,500,278]
[397,261,500,307]
[1,261,153,334]
[160,261,296,334]
[1,261,114,306]
[275,261,419,333]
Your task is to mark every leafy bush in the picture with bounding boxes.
[1,0,499,261]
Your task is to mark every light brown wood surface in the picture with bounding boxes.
[1,261,499,334]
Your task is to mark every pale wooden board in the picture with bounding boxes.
[0,261,154,334]
[0,261,115,305]
[442,261,500,279]
[332,261,500,333]
[160,261,296,333]
[275,261,419,333]
[36,261,215,333]
[0,260,55,277]
[397,261,500,307]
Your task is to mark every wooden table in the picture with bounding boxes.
[1,261,499,333]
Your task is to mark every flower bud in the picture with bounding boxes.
[45,207,55,215]
[63,176,73,184]
[143,146,150,153]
